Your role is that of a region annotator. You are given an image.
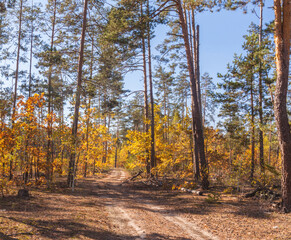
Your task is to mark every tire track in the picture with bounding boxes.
[103,169,219,240]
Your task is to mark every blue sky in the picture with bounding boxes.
[123,2,275,93]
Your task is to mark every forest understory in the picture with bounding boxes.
[0,168,290,240]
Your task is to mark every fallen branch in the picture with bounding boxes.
[141,179,162,187]
[244,187,266,198]
[130,170,143,181]
[244,187,280,200]
[121,170,143,185]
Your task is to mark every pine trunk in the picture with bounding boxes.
[196,25,202,116]
[115,119,119,168]
[141,1,150,176]
[28,0,34,98]
[250,75,255,183]
[47,0,57,187]
[84,98,90,178]
[9,0,23,180]
[191,9,200,181]
[176,0,208,189]
[273,0,291,212]
[12,0,23,119]
[67,0,88,188]
[147,0,155,176]
[258,0,264,173]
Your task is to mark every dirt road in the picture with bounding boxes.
[1,169,289,239]
[99,169,218,240]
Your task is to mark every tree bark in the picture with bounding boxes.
[258,0,264,173]
[273,0,291,212]
[115,119,119,168]
[176,0,208,189]
[84,34,94,177]
[67,0,88,188]
[196,25,202,116]
[191,97,199,181]
[12,0,23,120]
[141,1,150,177]
[47,0,57,187]
[147,0,156,176]
[191,9,200,181]
[9,0,23,180]
[250,73,255,183]
[84,98,90,178]
[28,0,34,98]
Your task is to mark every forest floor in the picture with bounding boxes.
[0,168,290,240]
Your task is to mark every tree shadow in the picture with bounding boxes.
[0,195,60,213]
[231,206,271,219]
[0,232,19,240]
[1,216,193,240]
[61,176,274,220]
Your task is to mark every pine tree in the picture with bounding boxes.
[217,23,275,182]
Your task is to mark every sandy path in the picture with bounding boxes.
[100,169,219,240]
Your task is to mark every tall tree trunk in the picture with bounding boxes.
[176,0,208,189]
[147,0,155,176]
[67,0,88,188]
[9,0,23,180]
[196,25,202,116]
[141,1,150,176]
[203,82,207,126]
[191,97,199,181]
[84,34,94,177]
[47,0,57,186]
[268,87,275,166]
[25,0,35,182]
[196,24,204,180]
[28,0,34,98]
[258,0,264,173]
[273,0,291,212]
[188,10,193,59]
[84,98,90,177]
[12,0,23,120]
[163,80,168,142]
[268,129,272,165]
[102,116,107,164]
[250,74,255,183]
[191,9,199,181]
[115,119,119,168]
[104,114,110,163]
